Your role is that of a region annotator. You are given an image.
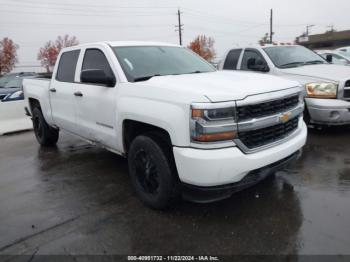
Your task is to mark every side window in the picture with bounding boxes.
[81,49,114,80]
[56,50,80,82]
[223,49,242,70]
[241,50,267,71]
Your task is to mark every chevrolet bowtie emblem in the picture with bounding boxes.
[279,112,291,123]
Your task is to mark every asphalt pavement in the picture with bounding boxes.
[0,128,350,257]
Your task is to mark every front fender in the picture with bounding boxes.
[116,96,190,150]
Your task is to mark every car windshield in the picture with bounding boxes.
[112,46,215,82]
[340,52,350,59]
[4,78,22,88]
[0,75,12,88]
[263,45,326,68]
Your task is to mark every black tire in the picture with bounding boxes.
[128,134,179,209]
[32,107,59,146]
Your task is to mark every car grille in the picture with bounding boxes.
[236,95,299,121]
[238,117,299,149]
[0,94,6,100]
[343,80,350,98]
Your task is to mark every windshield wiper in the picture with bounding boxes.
[133,74,161,82]
[279,62,305,68]
[304,60,325,65]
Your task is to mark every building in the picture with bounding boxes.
[296,30,350,50]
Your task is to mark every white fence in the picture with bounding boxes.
[0,100,33,135]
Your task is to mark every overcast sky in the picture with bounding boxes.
[2,0,350,70]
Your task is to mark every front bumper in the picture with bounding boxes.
[181,150,301,203]
[306,98,350,125]
[173,120,307,188]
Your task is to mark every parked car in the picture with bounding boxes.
[24,41,307,209]
[219,44,350,126]
[1,90,24,102]
[0,72,36,100]
[315,50,350,66]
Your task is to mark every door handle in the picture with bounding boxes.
[49,88,56,93]
[74,91,83,97]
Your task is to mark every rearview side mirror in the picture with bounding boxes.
[247,58,269,72]
[81,69,116,87]
[326,54,333,63]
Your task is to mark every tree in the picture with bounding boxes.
[0,37,19,75]
[188,35,216,62]
[37,41,58,73]
[38,34,79,72]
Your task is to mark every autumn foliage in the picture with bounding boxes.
[0,37,19,75]
[188,35,216,62]
[38,34,79,72]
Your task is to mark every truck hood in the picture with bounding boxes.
[281,64,350,82]
[144,71,299,102]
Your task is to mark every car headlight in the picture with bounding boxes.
[305,82,337,98]
[190,106,237,143]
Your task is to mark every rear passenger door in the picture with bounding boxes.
[51,49,80,134]
[222,49,242,70]
[74,47,118,148]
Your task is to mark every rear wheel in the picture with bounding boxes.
[128,134,179,209]
[32,107,59,146]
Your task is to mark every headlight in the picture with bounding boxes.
[305,82,337,98]
[191,106,237,143]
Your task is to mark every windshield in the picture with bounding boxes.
[263,45,326,68]
[112,46,215,82]
[4,78,23,89]
[0,75,12,88]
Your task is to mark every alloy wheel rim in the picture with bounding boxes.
[134,149,159,195]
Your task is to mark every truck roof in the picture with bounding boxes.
[62,41,180,51]
[228,44,299,50]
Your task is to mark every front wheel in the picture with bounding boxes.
[32,107,59,146]
[128,134,179,209]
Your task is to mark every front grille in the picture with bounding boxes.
[344,80,350,98]
[0,94,6,100]
[238,117,299,149]
[344,89,350,98]
[237,95,299,121]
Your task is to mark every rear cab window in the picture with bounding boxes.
[56,50,80,82]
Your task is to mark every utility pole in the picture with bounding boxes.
[269,9,273,43]
[306,24,315,36]
[175,9,183,45]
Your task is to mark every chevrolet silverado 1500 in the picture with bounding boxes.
[220,44,350,125]
[24,41,307,209]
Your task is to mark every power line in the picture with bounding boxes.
[0,8,173,17]
[1,3,174,15]
[1,22,173,28]
[182,8,268,26]
[7,0,177,9]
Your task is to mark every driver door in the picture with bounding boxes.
[74,47,118,148]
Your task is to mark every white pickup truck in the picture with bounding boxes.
[24,41,307,209]
[219,44,350,125]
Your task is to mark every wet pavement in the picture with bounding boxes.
[0,128,350,256]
